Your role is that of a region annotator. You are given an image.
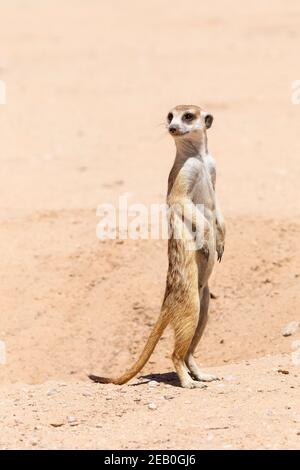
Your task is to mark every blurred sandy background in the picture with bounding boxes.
[0,0,299,449]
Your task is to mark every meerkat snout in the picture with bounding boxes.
[169,124,180,135]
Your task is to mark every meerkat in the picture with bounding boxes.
[89,104,225,388]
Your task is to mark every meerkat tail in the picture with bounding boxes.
[88,309,170,385]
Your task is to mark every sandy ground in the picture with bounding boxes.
[0,0,300,450]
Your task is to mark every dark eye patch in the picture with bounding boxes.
[183,112,195,121]
[167,112,173,122]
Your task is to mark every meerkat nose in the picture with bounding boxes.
[169,125,178,135]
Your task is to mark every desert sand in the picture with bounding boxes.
[0,0,300,449]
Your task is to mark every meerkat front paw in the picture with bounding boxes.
[200,243,210,261]
[216,241,224,262]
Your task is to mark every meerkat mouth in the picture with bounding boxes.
[169,129,190,137]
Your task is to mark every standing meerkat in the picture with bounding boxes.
[89,104,225,388]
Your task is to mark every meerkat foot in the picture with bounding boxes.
[191,370,219,382]
[173,356,208,388]
[185,354,219,382]
[173,353,207,389]
[180,378,207,389]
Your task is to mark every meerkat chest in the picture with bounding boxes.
[184,156,215,208]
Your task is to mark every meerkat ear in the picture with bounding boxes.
[204,113,213,129]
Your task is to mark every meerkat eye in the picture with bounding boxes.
[183,112,195,121]
[167,112,173,122]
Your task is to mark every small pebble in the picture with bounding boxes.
[291,340,300,350]
[292,349,300,365]
[148,403,157,410]
[281,321,299,337]
[67,415,77,424]
[223,444,232,449]
[148,380,159,387]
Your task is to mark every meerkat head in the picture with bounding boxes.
[166,105,213,142]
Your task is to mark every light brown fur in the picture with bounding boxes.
[89,104,225,388]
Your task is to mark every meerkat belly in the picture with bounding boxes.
[168,158,216,282]
[183,157,216,219]
[191,169,216,279]
[192,180,215,213]
[192,168,216,228]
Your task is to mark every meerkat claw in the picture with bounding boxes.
[217,245,224,262]
[200,245,210,261]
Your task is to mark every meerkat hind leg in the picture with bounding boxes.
[173,356,206,389]
[185,285,219,382]
[171,304,207,389]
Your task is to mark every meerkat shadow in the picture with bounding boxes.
[133,372,181,387]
